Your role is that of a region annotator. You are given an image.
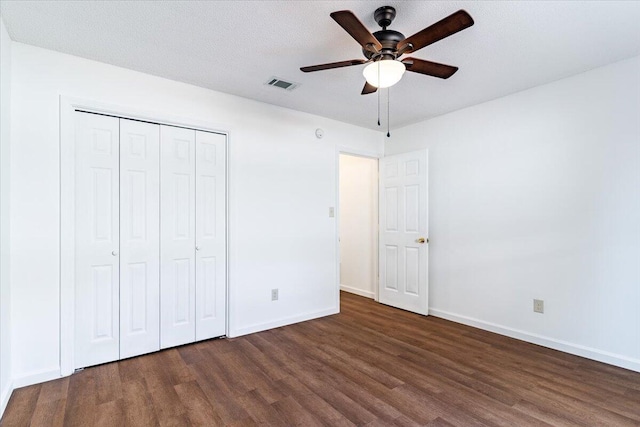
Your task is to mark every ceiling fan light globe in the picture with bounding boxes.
[363,60,406,88]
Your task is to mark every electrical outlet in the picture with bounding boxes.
[533,299,544,314]
[271,289,279,301]
[329,207,335,218]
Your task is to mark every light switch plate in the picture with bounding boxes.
[329,207,335,217]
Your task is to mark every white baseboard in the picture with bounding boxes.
[12,368,61,389]
[429,308,640,373]
[229,306,339,338]
[340,285,375,299]
[1,380,13,419]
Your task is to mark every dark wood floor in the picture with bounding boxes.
[2,292,640,426]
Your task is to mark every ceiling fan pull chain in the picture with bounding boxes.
[387,87,391,138]
[377,63,381,126]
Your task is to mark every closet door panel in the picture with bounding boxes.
[74,112,120,368]
[119,119,160,359]
[195,131,227,340]
[160,125,196,348]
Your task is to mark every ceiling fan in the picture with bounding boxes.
[300,6,474,95]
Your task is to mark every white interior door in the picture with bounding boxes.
[195,131,226,340]
[74,112,120,368]
[160,125,196,348]
[119,119,160,359]
[379,150,429,315]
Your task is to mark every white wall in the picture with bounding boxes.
[0,16,12,416]
[9,42,383,385]
[387,56,640,371]
[339,154,378,299]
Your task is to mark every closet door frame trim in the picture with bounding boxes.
[60,96,230,376]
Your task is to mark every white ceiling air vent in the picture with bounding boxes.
[265,77,299,91]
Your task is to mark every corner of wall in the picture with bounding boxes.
[0,378,13,418]
[0,14,13,420]
[229,306,339,338]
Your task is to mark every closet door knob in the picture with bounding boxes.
[195,246,201,251]
[111,250,118,256]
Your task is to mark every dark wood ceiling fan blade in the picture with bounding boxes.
[300,59,367,72]
[330,10,383,51]
[397,10,474,54]
[361,81,377,95]
[403,58,458,79]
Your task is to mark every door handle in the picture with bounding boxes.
[195,246,201,251]
[111,250,118,256]
[417,238,428,244]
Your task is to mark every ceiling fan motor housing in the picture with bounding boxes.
[363,30,405,60]
[364,6,405,60]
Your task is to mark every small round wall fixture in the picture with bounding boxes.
[315,128,324,139]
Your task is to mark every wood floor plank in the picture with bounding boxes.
[121,378,160,426]
[29,398,67,427]
[176,343,206,366]
[237,389,289,426]
[274,375,356,427]
[174,380,225,426]
[224,417,259,427]
[187,361,251,424]
[62,370,98,427]
[270,395,325,427]
[35,378,69,405]
[280,363,378,425]
[511,399,585,427]
[234,338,289,382]
[197,343,256,397]
[94,363,123,405]
[211,341,286,404]
[392,415,424,427]
[117,353,148,383]
[424,417,459,427]
[146,380,187,425]
[93,400,125,427]
[0,385,41,427]
[29,378,69,427]
[3,291,640,427]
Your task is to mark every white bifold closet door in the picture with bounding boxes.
[160,126,197,348]
[160,126,226,348]
[195,131,227,341]
[74,113,121,368]
[74,112,226,368]
[119,119,160,359]
[75,113,161,367]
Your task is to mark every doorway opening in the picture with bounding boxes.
[338,153,379,301]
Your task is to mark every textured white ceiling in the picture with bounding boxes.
[2,1,640,131]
